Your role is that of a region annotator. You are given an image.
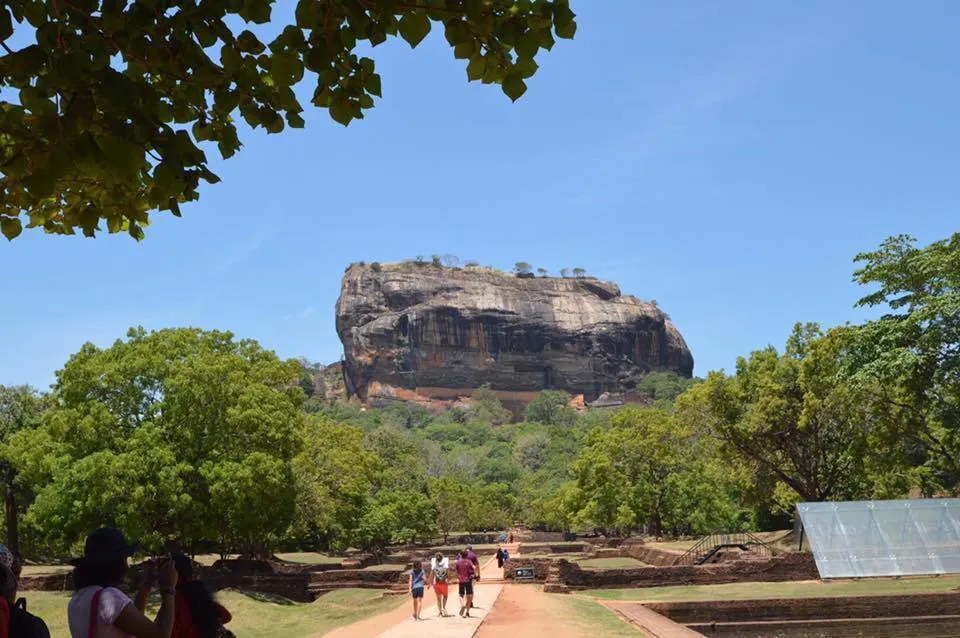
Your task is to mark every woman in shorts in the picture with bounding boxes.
[408,560,427,621]
[429,552,450,617]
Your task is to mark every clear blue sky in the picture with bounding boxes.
[2,0,958,389]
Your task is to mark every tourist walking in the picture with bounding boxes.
[465,545,480,607]
[495,546,505,569]
[67,527,178,637]
[429,552,450,617]
[454,549,475,618]
[408,560,427,621]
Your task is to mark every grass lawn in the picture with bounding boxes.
[578,557,648,569]
[582,574,960,602]
[21,588,403,638]
[276,552,344,565]
[362,563,407,571]
[20,565,70,576]
[553,593,647,636]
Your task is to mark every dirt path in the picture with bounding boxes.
[474,583,586,638]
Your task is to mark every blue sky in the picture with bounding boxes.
[2,0,958,389]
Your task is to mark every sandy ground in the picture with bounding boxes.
[474,584,587,638]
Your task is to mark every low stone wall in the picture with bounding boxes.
[20,572,72,591]
[692,616,960,638]
[518,542,590,555]
[647,592,960,624]
[205,573,313,601]
[560,553,817,589]
[622,545,683,567]
[502,559,553,582]
[309,569,404,585]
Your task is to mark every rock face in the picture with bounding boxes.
[335,263,693,402]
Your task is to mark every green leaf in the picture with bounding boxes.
[237,30,265,54]
[515,56,539,79]
[367,73,382,97]
[1,217,22,240]
[466,55,485,82]
[555,18,576,40]
[95,135,141,181]
[453,41,474,59]
[329,99,352,126]
[502,74,527,102]
[516,32,539,59]
[154,162,186,197]
[398,12,431,48]
[271,52,304,86]
[0,8,12,41]
[286,112,305,128]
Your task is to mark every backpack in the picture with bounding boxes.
[9,599,50,638]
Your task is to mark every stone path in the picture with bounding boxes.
[603,603,706,638]
[333,548,512,638]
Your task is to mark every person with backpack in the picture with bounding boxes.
[429,552,449,617]
[67,527,178,638]
[0,545,49,638]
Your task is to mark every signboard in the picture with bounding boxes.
[514,567,535,580]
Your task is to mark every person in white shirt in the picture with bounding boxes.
[429,552,450,617]
[67,528,177,638]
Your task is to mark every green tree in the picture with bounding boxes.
[292,416,376,550]
[526,390,575,426]
[842,233,960,493]
[0,1,577,240]
[570,407,741,536]
[513,432,550,470]
[560,268,571,278]
[678,323,897,503]
[537,267,548,277]
[356,489,435,550]
[572,267,586,278]
[637,371,700,408]
[0,385,46,555]
[469,384,512,425]
[428,476,469,542]
[8,327,304,554]
[514,261,533,275]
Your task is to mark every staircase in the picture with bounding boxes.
[675,532,774,566]
[542,563,569,594]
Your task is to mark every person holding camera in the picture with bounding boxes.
[67,528,177,638]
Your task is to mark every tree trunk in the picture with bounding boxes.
[4,472,18,556]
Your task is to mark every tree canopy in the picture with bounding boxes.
[0,0,576,240]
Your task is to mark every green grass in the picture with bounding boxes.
[554,594,648,636]
[20,588,403,638]
[578,557,648,569]
[362,563,407,571]
[582,574,960,602]
[276,552,344,565]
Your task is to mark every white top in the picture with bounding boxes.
[68,586,133,638]
[431,556,449,579]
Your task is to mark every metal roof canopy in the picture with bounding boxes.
[797,498,960,578]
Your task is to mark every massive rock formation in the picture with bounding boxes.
[335,263,693,403]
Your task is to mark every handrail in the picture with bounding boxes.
[675,531,775,566]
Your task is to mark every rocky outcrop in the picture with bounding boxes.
[335,263,693,403]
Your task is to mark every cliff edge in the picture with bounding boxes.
[335,263,693,403]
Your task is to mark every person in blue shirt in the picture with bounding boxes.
[408,560,427,621]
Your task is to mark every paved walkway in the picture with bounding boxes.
[604,602,706,638]
[372,549,513,638]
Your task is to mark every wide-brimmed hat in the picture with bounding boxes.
[70,528,137,565]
